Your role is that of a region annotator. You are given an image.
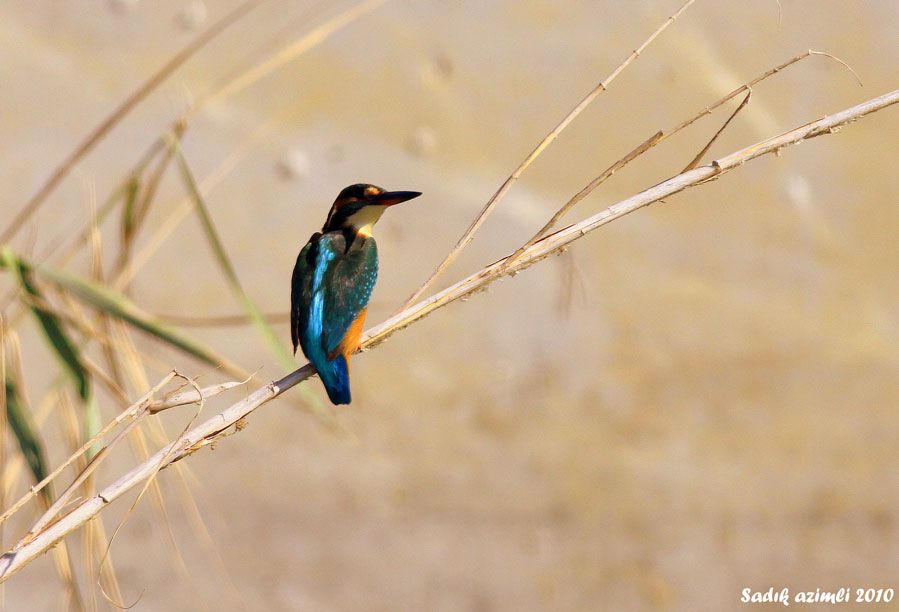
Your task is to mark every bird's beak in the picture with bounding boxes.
[371,190,422,206]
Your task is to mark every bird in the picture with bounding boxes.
[291,184,422,404]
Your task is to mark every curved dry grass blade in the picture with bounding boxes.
[506,49,860,261]
[681,89,752,173]
[0,0,270,246]
[397,0,697,311]
[97,373,205,610]
[503,131,664,268]
[811,50,862,87]
[148,380,246,414]
[665,49,860,139]
[86,515,123,610]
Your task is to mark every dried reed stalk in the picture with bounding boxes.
[1,87,895,582]
[0,0,269,246]
[501,50,858,270]
[397,0,697,311]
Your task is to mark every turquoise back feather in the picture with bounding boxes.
[291,231,378,404]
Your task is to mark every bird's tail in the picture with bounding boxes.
[318,355,351,405]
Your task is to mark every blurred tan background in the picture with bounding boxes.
[1,0,898,610]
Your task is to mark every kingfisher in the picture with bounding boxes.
[291,184,422,404]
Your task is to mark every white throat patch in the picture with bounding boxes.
[346,205,386,237]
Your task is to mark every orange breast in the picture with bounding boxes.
[331,307,368,362]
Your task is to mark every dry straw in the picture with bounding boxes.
[398,0,697,311]
[1,86,896,582]
[0,0,270,246]
[0,0,897,598]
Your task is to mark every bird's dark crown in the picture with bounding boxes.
[322,183,421,233]
[337,183,385,202]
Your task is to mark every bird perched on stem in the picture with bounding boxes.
[291,184,422,404]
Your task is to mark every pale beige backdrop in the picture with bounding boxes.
[1,1,897,610]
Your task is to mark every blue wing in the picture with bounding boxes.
[320,236,378,357]
[291,232,378,404]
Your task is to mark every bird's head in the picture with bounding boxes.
[322,183,421,236]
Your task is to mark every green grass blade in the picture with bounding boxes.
[120,174,141,244]
[4,378,52,501]
[170,138,295,372]
[1,248,90,402]
[37,264,226,369]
